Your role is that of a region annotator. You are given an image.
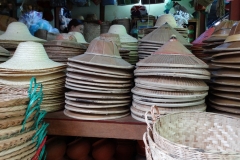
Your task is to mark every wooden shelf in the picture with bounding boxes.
[44,111,146,140]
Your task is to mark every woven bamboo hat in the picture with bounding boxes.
[108,25,137,43]
[99,33,121,48]
[0,22,46,43]
[137,37,208,68]
[68,32,88,44]
[225,21,240,43]
[56,33,77,42]
[0,41,65,70]
[203,20,236,42]
[154,14,177,28]
[139,23,191,46]
[68,39,134,69]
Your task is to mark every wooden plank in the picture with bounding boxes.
[44,111,146,140]
[230,0,240,20]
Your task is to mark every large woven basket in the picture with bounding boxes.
[148,110,240,159]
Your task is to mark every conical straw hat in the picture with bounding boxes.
[68,39,134,69]
[154,14,177,28]
[137,37,208,68]
[108,25,137,43]
[0,22,46,43]
[100,33,121,48]
[139,23,191,46]
[68,32,88,44]
[203,20,236,42]
[225,21,240,43]
[0,41,65,70]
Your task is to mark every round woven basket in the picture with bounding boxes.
[149,111,240,159]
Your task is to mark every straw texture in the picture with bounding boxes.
[154,15,177,28]
[0,22,46,43]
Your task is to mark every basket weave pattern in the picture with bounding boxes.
[152,112,240,159]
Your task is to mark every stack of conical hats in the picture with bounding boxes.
[108,25,138,65]
[64,38,134,120]
[138,23,192,60]
[0,78,48,159]
[0,22,46,56]
[191,27,215,62]
[95,33,132,62]
[154,14,188,39]
[0,41,67,112]
[208,21,240,115]
[131,36,210,123]
[0,46,10,63]
[202,20,237,66]
[44,32,87,64]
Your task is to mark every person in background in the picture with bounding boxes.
[67,19,84,34]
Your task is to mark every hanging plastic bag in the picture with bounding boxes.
[19,11,59,35]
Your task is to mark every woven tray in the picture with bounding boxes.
[65,91,131,99]
[212,54,240,64]
[150,111,240,159]
[65,82,130,93]
[44,40,87,49]
[135,77,209,91]
[67,67,133,79]
[135,67,210,75]
[212,69,240,78]
[65,100,129,109]
[211,91,240,100]
[133,94,205,103]
[211,84,240,93]
[65,105,129,114]
[131,87,208,99]
[0,140,36,159]
[134,72,210,80]
[0,130,36,152]
[209,96,240,107]
[133,98,205,107]
[132,101,206,114]
[67,62,133,76]
[211,63,240,69]
[65,95,131,104]
[64,109,130,120]
[66,77,132,88]
[212,77,240,86]
[136,54,208,68]
[210,103,240,114]
[66,72,131,84]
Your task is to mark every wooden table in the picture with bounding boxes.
[44,111,147,140]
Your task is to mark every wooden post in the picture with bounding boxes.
[100,4,105,21]
[54,7,61,29]
[229,0,240,20]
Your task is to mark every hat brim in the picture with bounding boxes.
[68,53,134,69]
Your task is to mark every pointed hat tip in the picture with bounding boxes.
[170,35,177,41]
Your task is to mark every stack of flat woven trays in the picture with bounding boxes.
[138,23,192,60]
[202,20,236,67]
[0,78,48,160]
[191,27,215,63]
[0,22,46,56]
[0,41,67,112]
[131,36,210,123]
[209,21,240,116]
[64,38,134,120]
[108,25,139,65]
[44,32,88,64]
[143,108,240,160]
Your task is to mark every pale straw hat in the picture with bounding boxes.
[0,46,9,56]
[68,38,134,69]
[0,41,65,70]
[68,32,88,44]
[0,22,46,43]
[56,33,77,42]
[154,14,177,28]
[108,25,137,43]
[225,21,240,43]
